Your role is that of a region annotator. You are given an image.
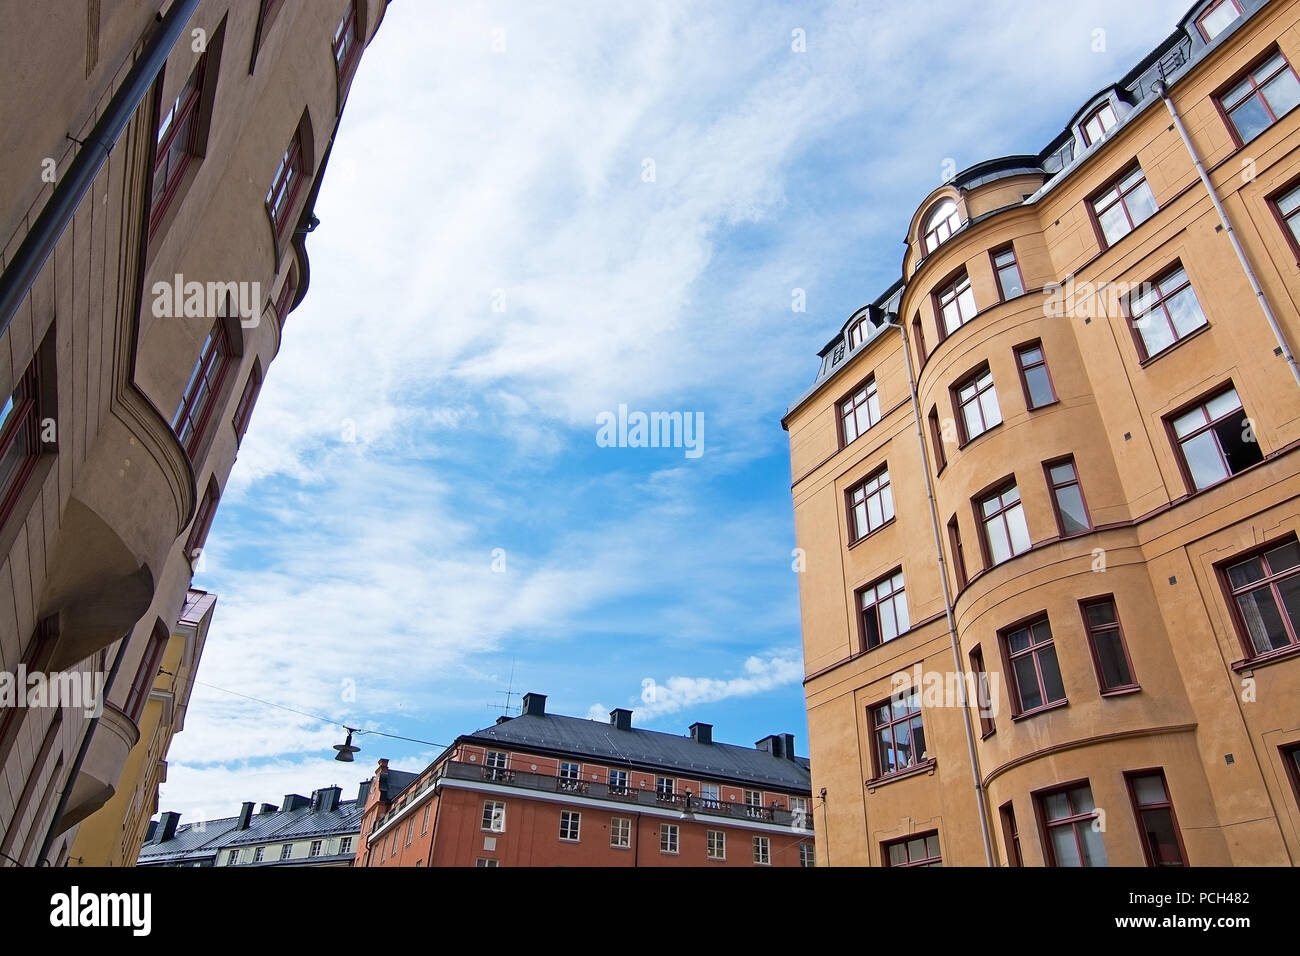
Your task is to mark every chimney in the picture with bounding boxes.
[609,708,633,732]
[689,722,712,745]
[780,733,796,760]
[236,802,254,830]
[144,820,159,843]
[755,734,783,758]
[521,692,546,717]
[315,785,342,813]
[281,793,310,812]
[156,811,181,843]
[259,803,278,814]
[355,781,371,806]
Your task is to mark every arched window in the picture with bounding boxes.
[923,200,961,254]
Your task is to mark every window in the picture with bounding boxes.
[419,805,431,834]
[1080,102,1118,146]
[847,315,870,349]
[123,621,169,723]
[790,795,809,816]
[954,366,1001,443]
[481,801,505,832]
[699,783,719,804]
[707,829,726,860]
[752,836,771,865]
[979,482,1030,566]
[660,823,679,854]
[743,790,761,818]
[1125,771,1186,866]
[870,690,927,777]
[559,810,581,842]
[279,844,292,860]
[1167,386,1261,491]
[857,569,909,650]
[1014,342,1056,409]
[1218,51,1300,144]
[999,803,1022,867]
[1082,597,1137,693]
[884,832,941,867]
[655,776,674,800]
[928,407,946,472]
[1003,617,1066,714]
[847,467,894,542]
[911,315,927,364]
[404,819,413,845]
[231,362,262,447]
[227,849,240,865]
[0,348,50,530]
[253,846,265,863]
[1091,165,1157,247]
[610,817,631,848]
[1038,783,1107,867]
[991,245,1024,299]
[969,645,995,737]
[274,264,298,321]
[839,378,880,445]
[1125,264,1208,360]
[475,858,499,867]
[1222,537,1300,657]
[389,835,396,857]
[936,271,977,337]
[948,515,967,589]
[1283,744,1300,808]
[332,0,361,77]
[559,761,581,791]
[1045,458,1090,536]
[484,749,509,781]
[339,836,353,855]
[151,55,206,233]
[184,476,220,565]
[799,842,815,867]
[172,321,234,456]
[1272,182,1300,255]
[266,130,305,237]
[923,199,961,253]
[309,840,323,858]
[1196,0,1241,41]
[608,768,628,794]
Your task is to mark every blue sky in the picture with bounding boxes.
[160,0,1191,819]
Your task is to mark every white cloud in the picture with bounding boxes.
[609,650,805,722]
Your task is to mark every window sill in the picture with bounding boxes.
[1025,398,1059,412]
[1011,699,1068,722]
[1232,642,1300,673]
[1137,322,1211,367]
[980,728,996,741]
[1099,684,1141,698]
[848,516,896,549]
[707,857,727,863]
[865,758,937,792]
[957,420,1004,452]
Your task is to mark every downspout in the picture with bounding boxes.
[886,315,996,867]
[1153,79,1300,389]
[0,0,201,337]
[35,635,131,865]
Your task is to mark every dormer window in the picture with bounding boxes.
[847,316,869,349]
[1196,0,1242,42]
[922,200,961,254]
[1080,102,1117,146]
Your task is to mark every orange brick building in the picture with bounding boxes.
[354,693,816,867]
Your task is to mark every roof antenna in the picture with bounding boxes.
[486,660,521,719]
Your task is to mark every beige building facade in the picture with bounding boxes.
[785,0,1300,866]
[0,0,385,866]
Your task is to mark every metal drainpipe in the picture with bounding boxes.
[1153,79,1300,389]
[886,316,996,867]
[0,0,201,337]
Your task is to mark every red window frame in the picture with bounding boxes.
[1216,49,1300,146]
[184,477,220,564]
[1125,769,1187,866]
[990,244,1024,300]
[947,514,967,589]
[0,357,46,531]
[857,569,909,651]
[274,264,298,321]
[1089,164,1157,248]
[928,406,946,472]
[911,315,927,366]
[1164,385,1261,493]
[1079,102,1117,146]
[977,481,1030,567]
[123,620,170,723]
[1269,179,1300,263]
[922,200,960,254]
[838,376,880,447]
[1282,743,1300,809]
[1195,0,1242,42]
[934,270,976,339]
[1036,781,1106,867]
[969,644,994,737]
[266,130,305,237]
[869,689,927,778]
[1000,614,1066,716]
[150,55,207,235]
[171,320,234,457]
[883,830,941,867]
[846,465,893,543]
[1080,595,1139,694]
[1218,535,1300,660]
[999,802,1022,866]
[1014,340,1057,410]
[232,361,263,446]
[953,365,1001,444]
[1123,263,1208,361]
[333,0,362,78]
[1044,456,1091,537]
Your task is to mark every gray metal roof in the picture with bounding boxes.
[462,713,811,792]
[136,815,240,863]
